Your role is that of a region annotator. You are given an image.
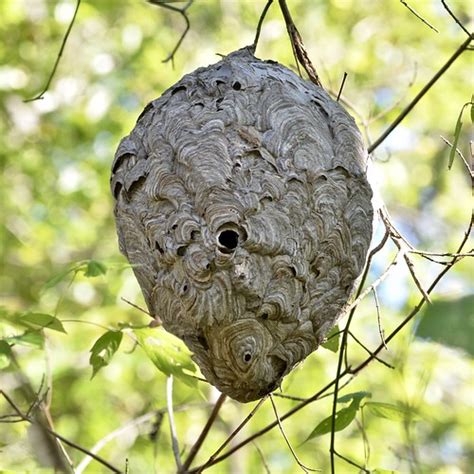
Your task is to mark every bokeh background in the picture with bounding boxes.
[1,0,472,472]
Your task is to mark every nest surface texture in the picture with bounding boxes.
[111,47,373,402]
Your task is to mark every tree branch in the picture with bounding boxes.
[25,0,81,102]
[368,34,473,154]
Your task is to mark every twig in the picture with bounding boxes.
[252,442,271,474]
[273,392,307,402]
[368,34,473,154]
[348,331,394,369]
[252,0,274,52]
[346,250,402,313]
[148,0,193,65]
[190,396,268,473]
[121,297,154,319]
[441,0,471,37]
[372,288,387,349]
[0,390,122,474]
[180,393,226,472]
[25,0,81,102]
[400,0,439,33]
[334,449,369,473]
[440,135,472,176]
[336,72,348,102]
[167,376,182,470]
[77,403,206,474]
[403,253,432,304]
[269,395,320,473]
[277,0,322,87]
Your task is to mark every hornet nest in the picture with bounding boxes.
[111,47,373,402]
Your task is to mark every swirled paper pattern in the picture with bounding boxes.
[111,47,373,402]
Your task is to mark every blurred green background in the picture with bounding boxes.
[0,0,472,472]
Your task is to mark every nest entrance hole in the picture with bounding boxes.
[218,230,239,252]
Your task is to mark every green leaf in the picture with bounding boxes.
[19,313,66,333]
[448,117,463,170]
[372,469,399,473]
[89,330,123,378]
[134,328,197,387]
[0,340,13,369]
[365,402,416,421]
[321,325,340,352]
[7,331,44,348]
[415,295,474,356]
[84,260,107,277]
[305,392,370,441]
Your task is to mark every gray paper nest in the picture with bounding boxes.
[111,47,373,402]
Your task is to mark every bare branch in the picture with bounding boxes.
[400,0,439,33]
[336,72,348,102]
[269,395,320,473]
[277,0,322,87]
[252,0,274,52]
[372,288,387,349]
[148,0,193,65]
[25,0,81,102]
[440,135,472,176]
[441,0,471,37]
[190,396,268,473]
[252,442,271,474]
[180,392,226,472]
[368,35,473,154]
[348,331,394,369]
[334,449,370,473]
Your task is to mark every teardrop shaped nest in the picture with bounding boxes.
[111,47,373,402]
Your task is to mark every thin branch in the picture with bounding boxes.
[269,395,320,473]
[334,449,369,473]
[348,331,394,369]
[167,376,182,470]
[400,0,439,33]
[336,72,348,102]
[191,396,268,473]
[1,390,122,474]
[277,0,322,87]
[346,250,402,313]
[368,34,473,154]
[273,392,307,402]
[252,442,271,474]
[441,0,471,37]
[148,0,193,65]
[372,288,387,349]
[120,297,154,319]
[180,393,226,472]
[440,135,472,176]
[403,253,432,304]
[252,0,274,52]
[25,0,81,102]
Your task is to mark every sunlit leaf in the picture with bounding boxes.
[365,402,417,421]
[321,325,340,352]
[134,328,197,387]
[372,469,399,473]
[448,117,463,170]
[0,340,12,369]
[89,330,123,378]
[305,392,370,441]
[19,313,66,333]
[84,260,107,277]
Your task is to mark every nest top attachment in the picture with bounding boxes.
[111,47,373,402]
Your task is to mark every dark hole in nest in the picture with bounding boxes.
[244,353,252,362]
[197,334,209,351]
[177,246,187,256]
[171,85,186,95]
[155,241,164,254]
[218,230,239,251]
[232,81,241,91]
[260,313,269,320]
